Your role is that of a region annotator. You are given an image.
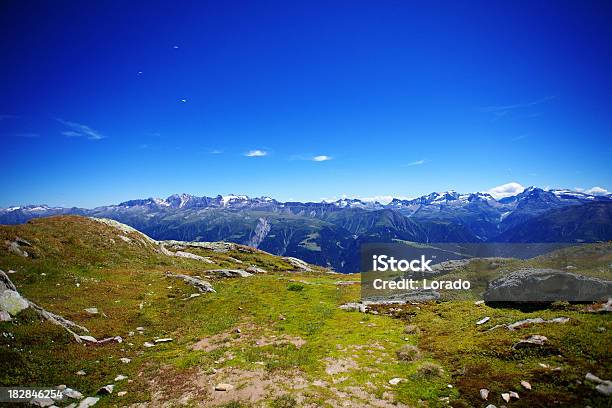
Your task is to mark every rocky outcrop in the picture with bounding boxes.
[484,269,612,302]
[1,270,90,343]
[282,256,313,272]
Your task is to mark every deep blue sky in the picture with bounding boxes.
[1,1,611,207]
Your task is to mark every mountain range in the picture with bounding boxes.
[2,187,611,272]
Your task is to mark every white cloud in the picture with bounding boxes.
[57,118,105,140]
[487,182,525,199]
[245,149,267,157]
[209,149,223,154]
[576,186,610,196]
[312,155,332,162]
[404,159,426,166]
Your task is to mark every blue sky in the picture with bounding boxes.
[1,1,611,207]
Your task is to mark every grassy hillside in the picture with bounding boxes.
[0,216,610,407]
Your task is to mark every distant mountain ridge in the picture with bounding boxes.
[2,187,611,272]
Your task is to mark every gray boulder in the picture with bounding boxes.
[484,269,612,302]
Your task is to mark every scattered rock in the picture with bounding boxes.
[474,300,485,305]
[117,391,127,397]
[143,342,155,347]
[490,317,570,331]
[0,310,11,321]
[7,240,29,257]
[484,269,612,302]
[114,374,128,381]
[84,308,98,315]
[78,335,98,343]
[480,388,489,400]
[509,391,519,399]
[388,378,404,385]
[485,405,497,408]
[165,272,215,293]
[214,383,234,391]
[63,388,83,399]
[30,398,55,407]
[476,317,490,325]
[521,380,531,390]
[207,269,253,278]
[339,302,367,313]
[76,396,99,407]
[76,370,86,376]
[245,265,267,274]
[403,325,421,335]
[585,372,612,396]
[154,338,173,343]
[120,358,131,364]
[0,289,29,316]
[501,392,510,402]
[1,270,90,343]
[282,256,313,271]
[513,335,548,350]
[96,384,114,395]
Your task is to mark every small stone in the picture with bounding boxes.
[476,317,490,325]
[30,398,55,407]
[76,370,86,376]
[234,328,241,334]
[474,300,485,305]
[79,335,98,343]
[596,383,612,396]
[509,391,519,399]
[485,405,497,408]
[501,393,510,402]
[114,374,128,381]
[279,315,286,321]
[215,383,234,391]
[57,385,67,391]
[136,327,145,331]
[513,335,548,349]
[388,377,404,385]
[63,388,83,399]
[0,310,11,321]
[521,380,531,390]
[97,384,114,395]
[480,388,489,400]
[143,342,155,347]
[117,391,127,397]
[84,308,98,314]
[154,338,173,343]
[120,357,131,363]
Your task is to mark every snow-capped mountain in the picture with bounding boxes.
[2,187,610,273]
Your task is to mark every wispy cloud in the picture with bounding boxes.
[486,181,525,199]
[479,96,556,122]
[57,118,106,140]
[245,149,267,157]
[209,149,224,154]
[403,159,427,167]
[312,155,332,162]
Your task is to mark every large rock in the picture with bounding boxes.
[0,289,29,315]
[484,269,612,302]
